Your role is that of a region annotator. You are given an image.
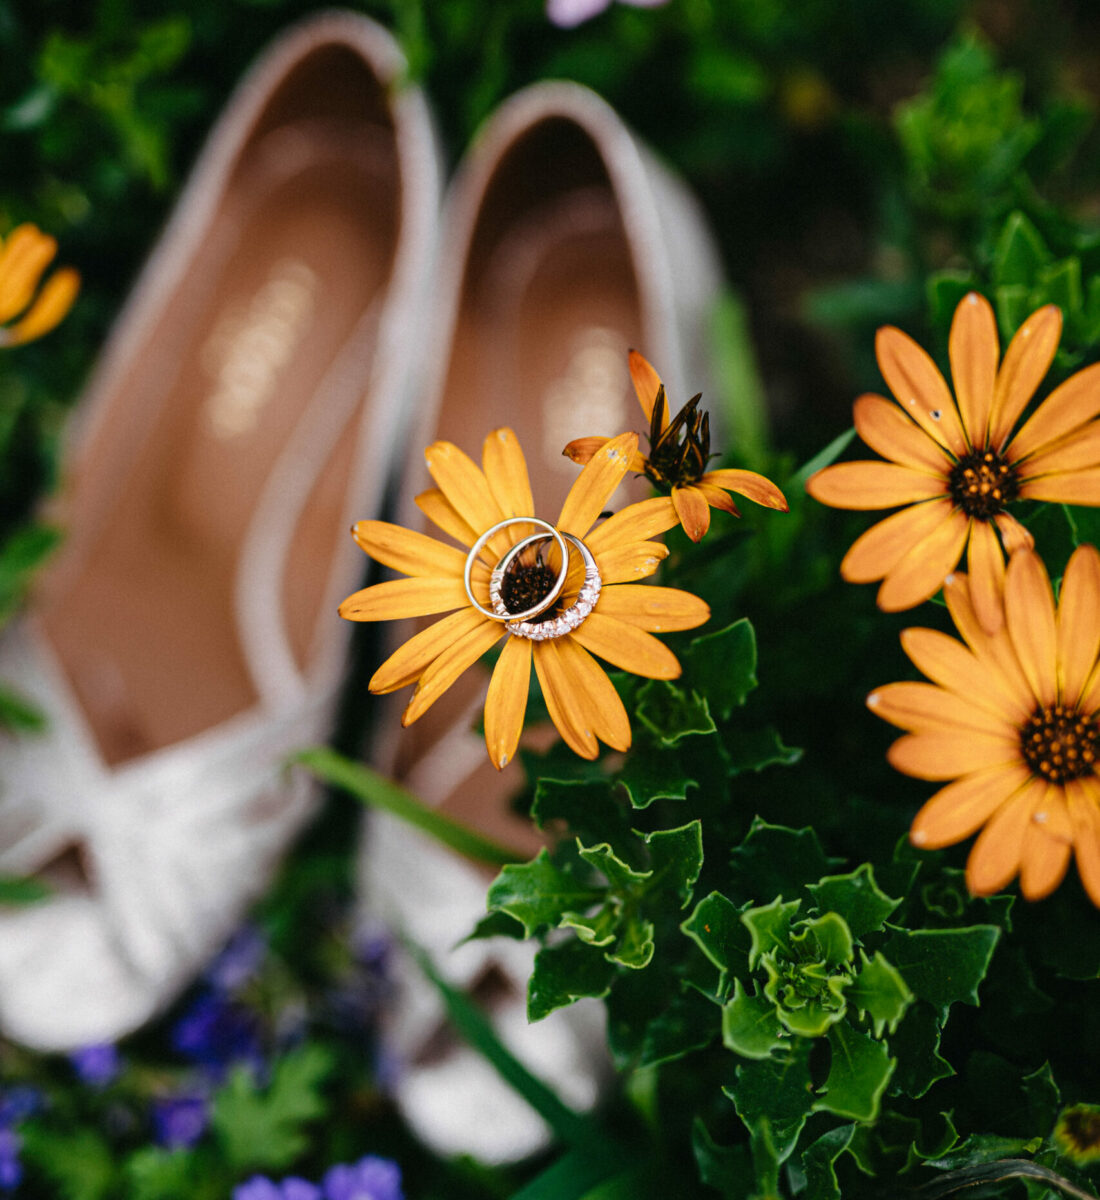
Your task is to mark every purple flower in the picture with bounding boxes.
[207,925,267,993]
[322,1156,403,1200]
[69,1043,122,1087]
[152,1094,208,1149]
[546,0,667,28]
[234,1178,321,1200]
[0,1087,42,1125]
[0,1129,21,1191]
[172,990,262,1074]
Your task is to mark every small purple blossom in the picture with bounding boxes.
[207,925,267,994]
[322,1155,403,1200]
[172,990,263,1074]
[546,0,667,28]
[69,1043,122,1087]
[152,1093,209,1149]
[234,1178,321,1200]
[0,1129,21,1192]
[0,1087,42,1125]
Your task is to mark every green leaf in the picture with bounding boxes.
[578,840,651,891]
[644,820,703,908]
[561,906,620,948]
[888,1001,955,1098]
[793,426,856,490]
[611,915,655,969]
[883,925,1000,1019]
[0,874,51,905]
[692,1118,755,1200]
[806,863,900,941]
[726,1040,815,1163]
[487,850,604,937]
[743,897,801,967]
[0,523,61,617]
[0,683,46,732]
[800,1124,857,1200]
[124,1147,202,1200]
[813,1020,895,1123]
[616,734,694,808]
[532,778,634,847]
[847,951,914,1037]
[710,290,769,470]
[639,983,720,1067]
[20,1127,116,1200]
[722,977,786,1059]
[502,1145,627,1200]
[682,891,752,994]
[729,818,834,904]
[793,912,854,970]
[684,619,757,720]
[927,272,980,330]
[635,680,716,745]
[924,1132,1041,1169]
[528,938,616,1022]
[211,1044,334,1172]
[1038,256,1084,315]
[725,726,802,774]
[463,910,526,943]
[1021,1061,1062,1134]
[993,211,1052,288]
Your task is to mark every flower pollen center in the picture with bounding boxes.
[500,561,560,625]
[947,447,1018,519]
[1019,705,1100,784]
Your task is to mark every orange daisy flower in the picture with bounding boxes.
[867,545,1100,906]
[806,293,1100,632]
[339,429,710,768]
[563,350,788,541]
[0,224,80,347]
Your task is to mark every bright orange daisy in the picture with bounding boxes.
[563,350,788,541]
[339,428,710,768]
[867,545,1100,906]
[0,223,80,347]
[806,293,1100,632]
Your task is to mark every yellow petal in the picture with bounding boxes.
[696,481,740,516]
[484,634,533,770]
[1066,780,1100,907]
[866,681,1010,737]
[840,498,954,584]
[557,431,639,539]
[672,484,710,541]
[805,461,946,510]
[702,468,789,511]
[557,636,633,751]
[424,441,503,544]
[1057,544,1100,706]
[339,576,470,622]
[594,584,710,632]
[909,762,1032,848]
[949,292,999,446]
[0,225,57,322]
[988,305,1062,450]
[482,427,534,520]
[851,393,950,473]
[899,627,1031,725]
[876,508,969,611]
[571,611,681,680]
[586,496,679,554]
[595,541,669,584]
[1014,420,1100,477]
[1009,361,1100,460]
[402,619,504,725]
[992,512,1034,554]
[1004,549,1057,707]
[533,639,599,759]
[352,520,468,578]
[415,488,478,547]
[942,572,1034,708]
[4,267,79,345]
[562,436,609,466]
[369,608,490,693]
[629,349,664,426]
[966,778,1044,895]
[875,324,967,455]
[1018,467,1100,505]
[966,518,1006,635]
[887,730,1019,780]
[1019,819,1072,900]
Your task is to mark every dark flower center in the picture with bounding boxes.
[1019,705,1100,783]
[645,388,710,489]
[947,447,1019,519]
[500,561,561,624]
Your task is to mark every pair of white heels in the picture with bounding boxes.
[0,9,723,1162]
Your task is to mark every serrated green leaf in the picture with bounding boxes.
[528,938,616,1022]
[995,283,1032,340]
[21,1127,116,1200]
[210,1044,334,1172]
[924,1132,1040,1169]
[848,950,914,1037]
[726,1040,815,1163]
[462,909,527,943]
[616,734,694,808]
[721,977,786,1059]
[639,983,719,1067]
[578,840,651,891]
[532,778,634,847]
[793,912,854,970]
[487,850,604,936]
[993,211,1052,288]
[684,619,757,720]
[726,726,802,774]
[611,915,655,969]
[644,820,703,908]
[1038,257,1083,315]
[635,679,716,745]
[813,1020,895,1123]
[560,906,619,948]
[730,819,834,904]
[883,925,1000,1019]
[682,891,751,994]
[124,1147,201,1200]
[743,897,801,968]
[1022,1062,1061,1134]
[762,951,850,1038]
[800,1124,856,1200]
[888,1001,955,1098]
[691,1118,754,1199]
[807,863,900,941]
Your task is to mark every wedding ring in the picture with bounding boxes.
[464,517,567,621]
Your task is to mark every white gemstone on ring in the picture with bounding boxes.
[505,544,601,642]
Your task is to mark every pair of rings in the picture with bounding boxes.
[462,517,602,642]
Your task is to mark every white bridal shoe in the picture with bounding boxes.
[0,11,439,1048]
[358,81,724,1162]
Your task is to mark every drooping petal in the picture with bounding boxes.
[401,619,504,726]
[571,611,681,680]
[875,324,967,455]
[887,730,1020,780]
[586,496,679,554]
[1013,420,1100,478]
[339,577,471,622]
[942,572,1034,709]
[1009,361,1100,460]
[594,584,710,632]
[1019,820,1073,900]
[702,469,789,511]
[594,541,669,584]
[4,267,80,345]
[1066,779,1100,907]
[0,225,58,322]
[562,436,609,466]
[695,481,740,516]
[840,498,954,583]
[424,440,504,543]
[899,628,1031,724]
[805,461,946,510]
[672,484,711,541]
[482,427,534,520]
[992,512,1033,554]
[875,508,970,611]
[1004,549,1057,708]
[533,640,599,759]
[965,778,1045,895]
[1057,544,1100,706]
[557,432,639,539]
[988,305,1062,450]
[949,292,999,446]
[851,393,952,473]
[1017,467,1100,505]
[909,762,1031,848]
[866,681,1010,737]
[966,518,1007,635]
[629,349,664,426]
[554,637,632,752]
[415,488,478,547]
[369,607,490,693]
[484,634,533,771]
[352,520,468,578]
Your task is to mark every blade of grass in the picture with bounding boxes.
[790,426,856,491]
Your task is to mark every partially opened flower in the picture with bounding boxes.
[0,224,80,347]
[867,544,1100,906]
[807,293,1100,632]
[339,429,710,767]
[564,350,788,541]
